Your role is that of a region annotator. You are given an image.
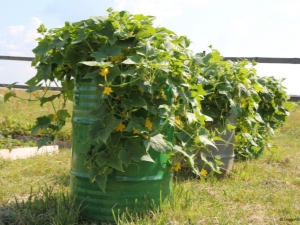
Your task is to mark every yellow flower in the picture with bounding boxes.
[175,116,181,126]
[200,169,208,177]
[241,99,247,108]
[161,91,167,99]
[171,162,181,172]
[110,56,119,63]
[133,128,139,134]
[103,87,113,95]
[130,31,134,35]
[115,123,126,132]
[37,129,43,135]
[100,68,109,76]
[145,118,152,131]
[208,96,213,101]
[52,113,58,121]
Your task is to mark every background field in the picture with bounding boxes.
[0,88,299,224]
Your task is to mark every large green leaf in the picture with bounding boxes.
[89,114,120,144]
[122,55,142,64]
[95,150,123,172]
[31,116,52,135]
[40,94,61,106]
[146,134,171,153]
[4,92,16,102]
[32,40,50,56]
[79,61,113,67]
[136,41,156,57]
[91,46,122,61]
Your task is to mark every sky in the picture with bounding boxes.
[0,0,300,95]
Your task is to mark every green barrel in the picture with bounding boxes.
[70,78,172,223]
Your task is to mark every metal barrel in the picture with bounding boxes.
[196,113,236,176]
[70,78,172,223]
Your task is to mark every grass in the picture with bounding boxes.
[0,88,300,224]
[0,87,72,142]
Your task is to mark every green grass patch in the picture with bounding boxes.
[0,92,300,224]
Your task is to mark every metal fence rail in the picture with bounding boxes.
[0,55,299,101]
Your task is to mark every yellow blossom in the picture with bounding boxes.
[133,128,139,134]
[161,91,167,99]
[145,118,152,131]
[37,129,43,135]
[171,162,181,172]
[103,87,113,95]
[208,96,213,101]
[130,31,134,35]
[52,113,58,121]
[110,56,119,63]
[100,68,109,76]
[175,116,181,126]
[241,99,247,108]
[115,123,126,132]
[201,169,208,177]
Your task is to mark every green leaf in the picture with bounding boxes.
[136,41,156,57]
[140,154,154,162]
[254,112,264,123]
[147,134,171,153]
[72,28,89,44]
[174,145,200,176]
[122,55,142,64]
[36,63,51,80]
[199,135,217,149]
[79,61,113,67]
[125,138,148,161]
[57,110,71,119]
[5,82,18,91]
[118,149,131,167]
[4,92,16,102]
[40,94,61,106]
[96,151,124,172]
[123,117,148,133]
[121,67,136,78]
[89,114,120,144]
[95,175,108,192]
[121,93,146,110]
[136,25,155,39]
[37,24,47,33]
[186,112,197,124]
[83,69,101,79]
[31,116,52,135]
[91,46,122,61]
[37,137,52,149]
[32,40,50,56]
[26,85,42,93]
